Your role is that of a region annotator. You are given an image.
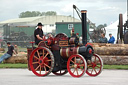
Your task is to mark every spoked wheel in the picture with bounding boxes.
[86,54,103,76]
[0,41,7,48]
[67,54,87,78]
[29,47,54,77]
[52,70,68,76]
[18,35,31,47]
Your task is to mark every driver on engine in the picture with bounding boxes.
[34,23,44,45]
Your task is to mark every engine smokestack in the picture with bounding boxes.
[81,10,87,45]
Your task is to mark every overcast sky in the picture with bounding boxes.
[0,0,127,26]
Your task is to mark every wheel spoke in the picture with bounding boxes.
[43,53,49,59]
[44,63,51,68]
[91,68,94,74]
[96,65,100,68]
[78,64,84,66]
[94,68,97,74]
[70,65,74,68]
[88,64,92,67]
[37,50,41,58]
[71,60,75,64]
[43,66,47,73]
[74,57,76,63]
[96,60,100,64]
[23,37,25,41]
[80,68,84,71]
[32,62,39,64]
[76,68,79,76]
[46,59,52,62]
[40,65,42,74]
[78,58,81,64]
[73,68,76,74]
[35,65,40,71]
[34,56,39,60]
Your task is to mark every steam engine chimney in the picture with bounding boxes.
[81,10,87,45]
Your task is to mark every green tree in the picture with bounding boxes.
[19,11,42,18]
[19,11,57,18]
[45,11,57,16]
[41,12,45,16]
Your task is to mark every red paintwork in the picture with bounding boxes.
[29,42,35,44]
[67,54,86,77]
[29,47,52,77]
[85,43,93,47]
[86,54,103,76]
[89,49,92,54]
[28,33,103,78]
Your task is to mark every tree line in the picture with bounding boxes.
[18,11,107,28]
[19,11,57,18]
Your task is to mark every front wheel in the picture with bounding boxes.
[67,54,87,78]
[86,54,103,76]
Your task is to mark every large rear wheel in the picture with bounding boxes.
[29,47,54,77]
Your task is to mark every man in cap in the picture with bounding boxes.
[108,33,115,44]
[34,23,44,45]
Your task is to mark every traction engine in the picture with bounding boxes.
[27,6,103,77]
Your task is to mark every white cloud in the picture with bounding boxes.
[98,6,121,11]
[61,3,74,13]
[0,0,127,26]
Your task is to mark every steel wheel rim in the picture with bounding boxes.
[86,54,103,76]
[29,47,54,77]
[67,54,87,78]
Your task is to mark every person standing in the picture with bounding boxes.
[108,33,115,44]
[34,23,44,45]
[0,42,17,63]
[99,33,108,43]
[14,45,19,54]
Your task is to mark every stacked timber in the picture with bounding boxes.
[0,48,5,53]
[92,43,128,65]
[4,52,27,64]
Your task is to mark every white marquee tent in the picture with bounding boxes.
[105,12,127,43]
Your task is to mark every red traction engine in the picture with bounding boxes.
[27,10,103,78]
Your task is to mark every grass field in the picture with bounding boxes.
[0,64,28,68]
[0,52,128,69]
[0,64,128,69]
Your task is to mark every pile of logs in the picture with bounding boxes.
[92,43,128,65]
[4,52,27,64]
[0,48,5,53]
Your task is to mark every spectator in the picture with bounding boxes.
[0,42,17,63]
[14,45,19,54]
[108,33,115,44]
[99,33,108,43]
